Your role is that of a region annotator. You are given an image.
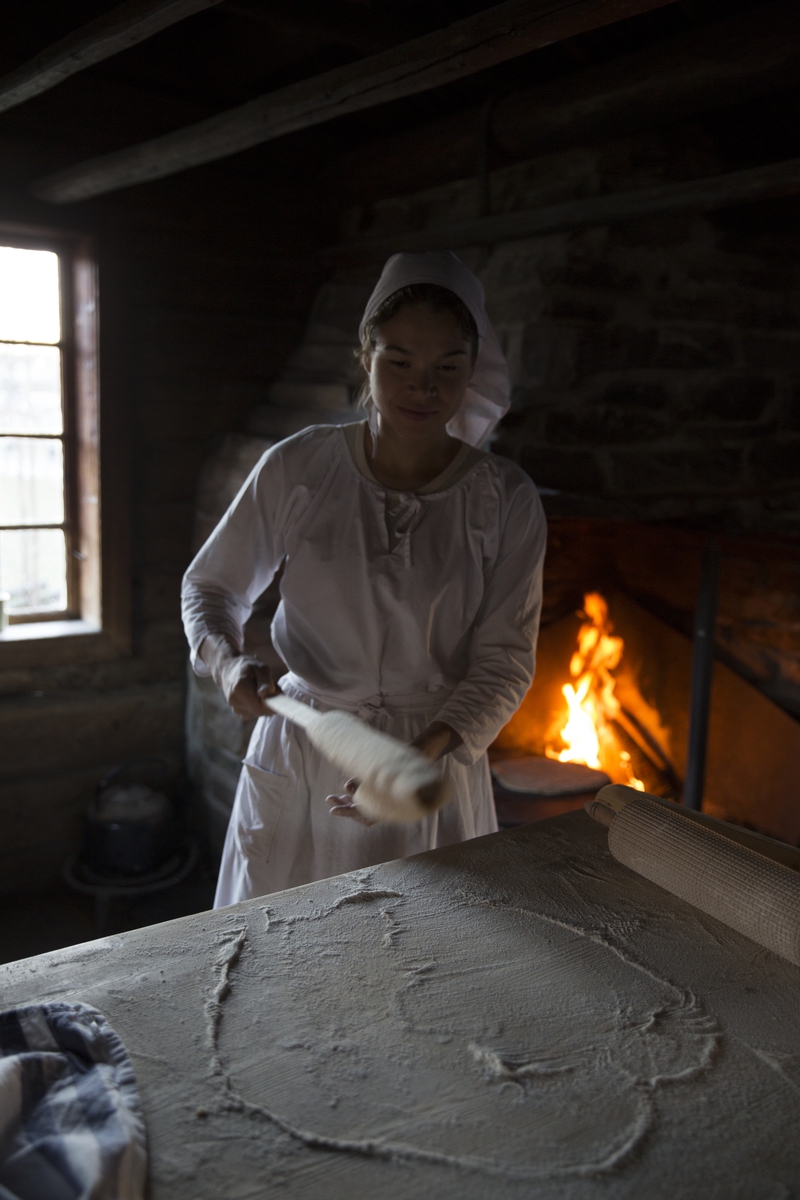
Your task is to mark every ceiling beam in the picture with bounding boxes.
[222,0,414,56]
[0,0,223,116]
[32,0,674,203]
[329,0,800,205]
[493,0,800,157]
[323,156,800,266]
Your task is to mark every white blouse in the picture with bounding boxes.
[181,423,547,766]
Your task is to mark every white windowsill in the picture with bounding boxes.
[0,618,101,642]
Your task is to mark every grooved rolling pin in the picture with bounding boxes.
[586,785,800,966]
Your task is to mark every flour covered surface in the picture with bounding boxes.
[0,813,798,1199]
[220,879,719,1179]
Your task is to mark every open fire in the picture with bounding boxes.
[491,575,800,842]
[544,593,645,791]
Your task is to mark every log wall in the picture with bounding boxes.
[0,157,330,892]
[340,123,800,541]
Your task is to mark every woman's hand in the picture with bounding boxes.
[410,721,462,762]
[326,779,377,826]
[325,721,462,825]
[199,633,277,719]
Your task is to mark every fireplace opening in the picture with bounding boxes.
[490,524,800,849]
[537,592,648,792]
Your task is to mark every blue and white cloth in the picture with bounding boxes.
[0,1002,146,1200]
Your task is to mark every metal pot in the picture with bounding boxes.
[82,759,179,878]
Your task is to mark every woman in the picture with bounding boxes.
[181,251,546,906]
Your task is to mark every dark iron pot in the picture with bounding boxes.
[82,759,179,878]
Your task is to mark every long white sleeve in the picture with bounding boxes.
[181,444,288,675]
[433,482,547,766]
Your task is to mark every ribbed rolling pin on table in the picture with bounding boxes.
[586,784,800,966]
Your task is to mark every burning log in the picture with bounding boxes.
[610,709,682,798]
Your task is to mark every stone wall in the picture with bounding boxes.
[344,127,800,534]
[340,128,800,718]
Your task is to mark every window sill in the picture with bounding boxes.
[1,619,101,642]
[0,619,127,668]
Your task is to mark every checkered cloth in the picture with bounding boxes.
[0,1002,146,1200]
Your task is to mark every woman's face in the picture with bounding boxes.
[367,303,474,442]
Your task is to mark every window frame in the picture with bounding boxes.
[0,221,131,667]
[0,234,79,623]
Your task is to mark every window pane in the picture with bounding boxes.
[0,436,64,525]
[0,343,62,433]
[0,247,60,344]
[0,527,67,613]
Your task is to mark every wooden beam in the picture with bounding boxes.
[32,0,674,203]
[0,1,223,116]
[223,0,415,56]
[329,0,800,206]
[322,156,800,266]
[493,0,800,157]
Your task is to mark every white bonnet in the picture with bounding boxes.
[359,251,510,447]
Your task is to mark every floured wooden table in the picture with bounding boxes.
[1,812,798,1198]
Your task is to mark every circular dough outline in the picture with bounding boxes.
[211,891,720,1181]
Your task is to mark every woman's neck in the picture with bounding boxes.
[365,421,460,491]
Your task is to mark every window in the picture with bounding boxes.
[0,230,111,653]
[0,245,72,621]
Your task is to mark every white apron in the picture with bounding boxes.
[213,677,496,906]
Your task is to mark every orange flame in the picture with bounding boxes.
[546,593,645,790]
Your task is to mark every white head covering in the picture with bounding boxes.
[359,251,510,447]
